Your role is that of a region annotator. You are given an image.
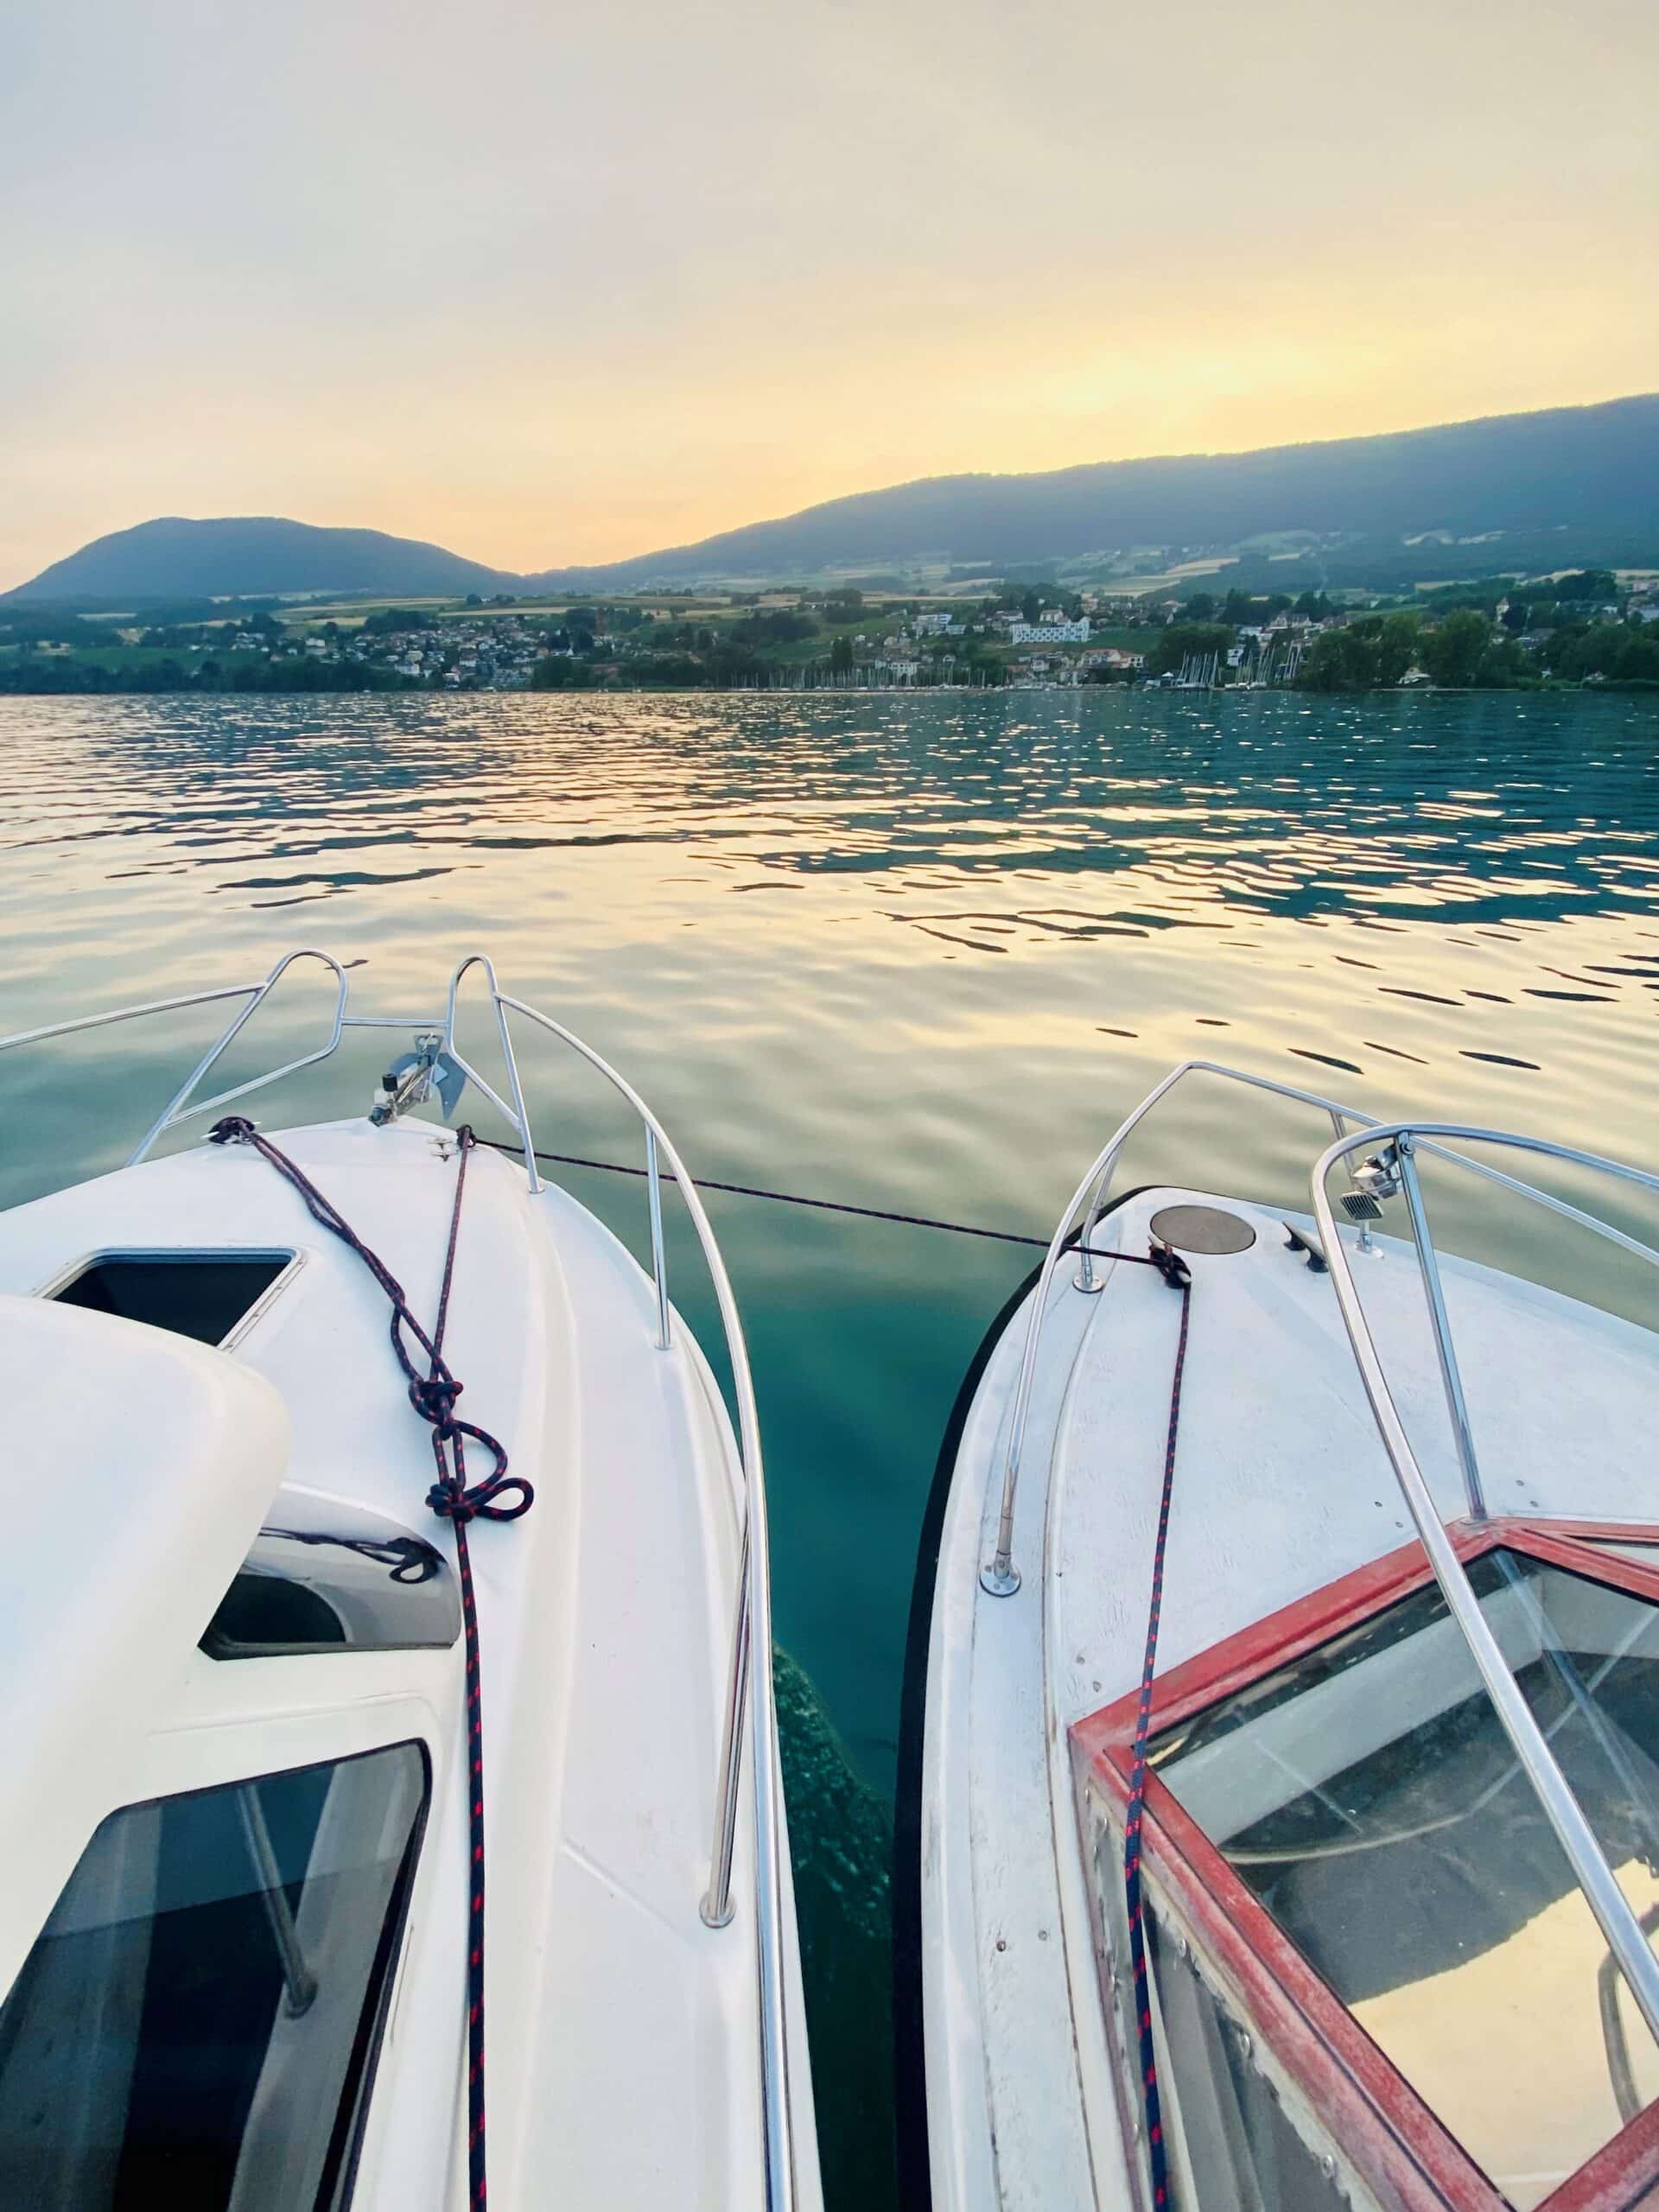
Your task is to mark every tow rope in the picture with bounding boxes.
[210,1116,531,2212]
[1119,1238,1192,2212]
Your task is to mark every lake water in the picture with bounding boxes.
[4,687,1659,2203]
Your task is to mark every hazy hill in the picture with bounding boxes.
[532,393,1659,587]
[6,515,514,604]
[9,393,1657,603]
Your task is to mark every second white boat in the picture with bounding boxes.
[900,1058,1659,2212]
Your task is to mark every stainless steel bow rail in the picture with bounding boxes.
[1312,1120,1659,2050]
[982,1058,1659,1596]
[0,948,798,2212]
[978,1051,1659,2070]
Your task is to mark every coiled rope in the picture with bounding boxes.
[209,1115,530,2212]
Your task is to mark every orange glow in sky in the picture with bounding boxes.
[3,0,1656,588]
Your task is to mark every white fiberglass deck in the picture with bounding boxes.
[921,1183,1659,2212]
[0,1119,818,2211]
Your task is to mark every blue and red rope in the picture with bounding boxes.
[210,1116,531,2211]
[1120,1239,1192,2210]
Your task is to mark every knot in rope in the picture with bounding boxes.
[424,1468,534,1527]
[1147,1236,1192,1289]
[425,1476,474,1522]
[208,1115,257,1145]
[409,1369,462,1433]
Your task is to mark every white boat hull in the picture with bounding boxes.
[0,1119,820,2211]
[908,1180,1659,2211]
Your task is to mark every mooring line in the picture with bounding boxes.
[479,1138,1052,1249]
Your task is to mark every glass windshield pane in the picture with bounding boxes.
[1151,1549,1659,2209]
[1581,1539,1659,1567]
[0,1741,427,2212]
[1146,1911,1351,2210]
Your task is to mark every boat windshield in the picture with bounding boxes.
[1151,1547,1659,2209]
[0,1742,427,2210]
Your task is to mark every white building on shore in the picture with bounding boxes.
[1009,616,1089,645]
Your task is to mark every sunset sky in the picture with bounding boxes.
[3,0,1656,590]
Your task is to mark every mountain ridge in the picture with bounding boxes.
[9,392,1658,603]
[8,514,517,605]
[535,392,1659,589]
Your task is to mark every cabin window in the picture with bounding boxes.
[1149,1547,1659,2209]
[201,1508,461,1660]
[0,1740,427,2211]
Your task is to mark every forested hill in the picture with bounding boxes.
[9,393,1657,603]
[7,516,515,604]
[531,394,1659,588]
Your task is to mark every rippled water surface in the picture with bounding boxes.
[4,688,1658,2202]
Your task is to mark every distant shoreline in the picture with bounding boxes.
[2,672,1653,701]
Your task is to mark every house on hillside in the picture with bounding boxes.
[1010,618,1089,645]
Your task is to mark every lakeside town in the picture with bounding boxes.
[4,568,1658,696]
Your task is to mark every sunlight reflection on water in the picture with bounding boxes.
[3,686,1656,2209]
[5,684,1659,1771]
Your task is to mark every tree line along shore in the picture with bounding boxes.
[3,571,1656,697]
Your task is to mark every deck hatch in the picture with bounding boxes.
[43,1248,297,1348]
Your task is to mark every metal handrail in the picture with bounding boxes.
[0,950,351,1170]
[130,950,350,1163]
[490,990,796,2209]
[445,956,543,1195]
[982,1058,1659,1594]
[1311,1119,1659,2050]
[982,1059,1382,1595]
[0,953,798,2211]
[979,1049,1659,2107]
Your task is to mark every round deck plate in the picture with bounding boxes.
[1148,1203,1256,1255]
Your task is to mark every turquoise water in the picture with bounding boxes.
[4,688,1659,2202]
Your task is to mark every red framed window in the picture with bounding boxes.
[1072,1521,1659,2212]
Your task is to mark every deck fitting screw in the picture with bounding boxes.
[1320,2155,1338,2182]
[995,1937,1007,1953]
